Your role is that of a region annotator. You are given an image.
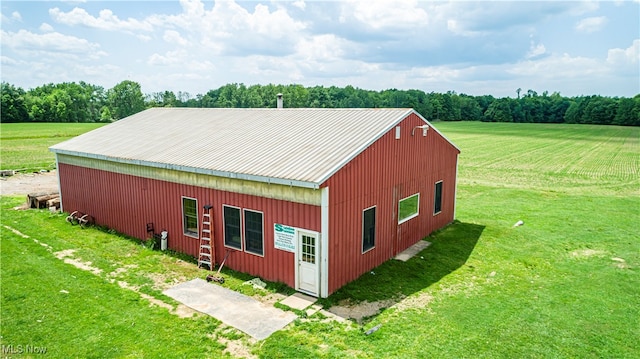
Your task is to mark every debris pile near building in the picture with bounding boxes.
[27,192,60,210]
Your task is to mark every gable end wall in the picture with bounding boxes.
[324,113,459,294]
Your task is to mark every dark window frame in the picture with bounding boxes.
[243,209,264,256]
[362,206,376,253]
[434,181,443,215]
[223,205,242,250]
[182,196,198,237]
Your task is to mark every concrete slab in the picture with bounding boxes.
[394,240,432,262]
[163,278,297,340]
[280,292,317,311]
[306,304,322,317]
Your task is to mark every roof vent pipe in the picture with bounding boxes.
[277,93,283,109]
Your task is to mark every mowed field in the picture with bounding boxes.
[437,122,639,196]
[1,121,638,358]
[0,123,105,172]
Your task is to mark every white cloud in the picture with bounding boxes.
[75,63,120,77]
[607,39,640,65]
[137,34,152,42]
[526,43,547,59]
[49,7,154,32]
[295,34,349,62]
[568,1,600,16]
[292,1,306,10]
[447,19,483,37]
[1,29,103,57]
[1,55,22,66]
[39,23,54,32]
[339,0,429,31]
[575,16,608,33]
[163,30,189,47]
[1,11,22,23]
[147,50,188,66]
[509,53,605,79]
[148,0,305,56]
[526,38,547,59]
[408,65,463,83]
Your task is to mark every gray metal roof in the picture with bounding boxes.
[50,108,453,189]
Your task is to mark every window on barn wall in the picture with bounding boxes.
[362,206,376,253]
[244,209,264,256]
[398,193,420,224]
[434,181,443,215]
[182,197,198,237]
[223,205,242,250]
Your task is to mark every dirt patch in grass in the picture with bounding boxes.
[611,257,630,269]
[0,170,59,195]
[107,264,139,278]
[393,291,434,311]
[147,272,187,291]
[570,249,606,258]
[218,336,258,359]
[114,279,198,318]
[327,298,398,323]
[54,249,103,276]
[327,291,435,323]
[50,248,198,319]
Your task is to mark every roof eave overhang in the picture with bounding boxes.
[51,149,321,190]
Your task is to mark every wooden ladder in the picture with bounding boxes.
[198,206,215,270]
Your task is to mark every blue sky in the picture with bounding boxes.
[1,0,638,98]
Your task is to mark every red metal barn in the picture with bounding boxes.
[50,108,459,297]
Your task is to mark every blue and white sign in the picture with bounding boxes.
[274,223,296,252]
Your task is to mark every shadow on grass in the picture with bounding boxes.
[320,220,485,308]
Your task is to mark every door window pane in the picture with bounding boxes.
[301,235,315,264]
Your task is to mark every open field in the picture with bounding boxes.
[436,122,639,196]
[0,123,105,172]
[1,122,638,358]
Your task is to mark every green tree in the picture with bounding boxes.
[483,98,513,122]
[583,96,617,125]
[308,86,333,108]
[1,82,29,122]
[565,98,586,124]
[459,95,483,121]
[147,91,178,107]
[100,106,113,122]
[547,92,570,123]
[613,96,640,126]
[107,80,146,120]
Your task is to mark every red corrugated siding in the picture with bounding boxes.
[323,113,459,294]
[57,163,320,288]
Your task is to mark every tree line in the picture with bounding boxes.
[2,81,638,126]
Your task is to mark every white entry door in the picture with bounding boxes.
[297,231,319,296]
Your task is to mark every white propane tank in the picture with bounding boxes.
[161,230,168,251]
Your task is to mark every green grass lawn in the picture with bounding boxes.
[0,123,105,172]
[1,122,638,358]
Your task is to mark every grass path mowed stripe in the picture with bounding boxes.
[0,225,226,358]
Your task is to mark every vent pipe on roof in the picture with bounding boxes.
[277,93,283,109]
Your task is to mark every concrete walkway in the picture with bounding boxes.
[394,240,432,261]
[164,278,297,340]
